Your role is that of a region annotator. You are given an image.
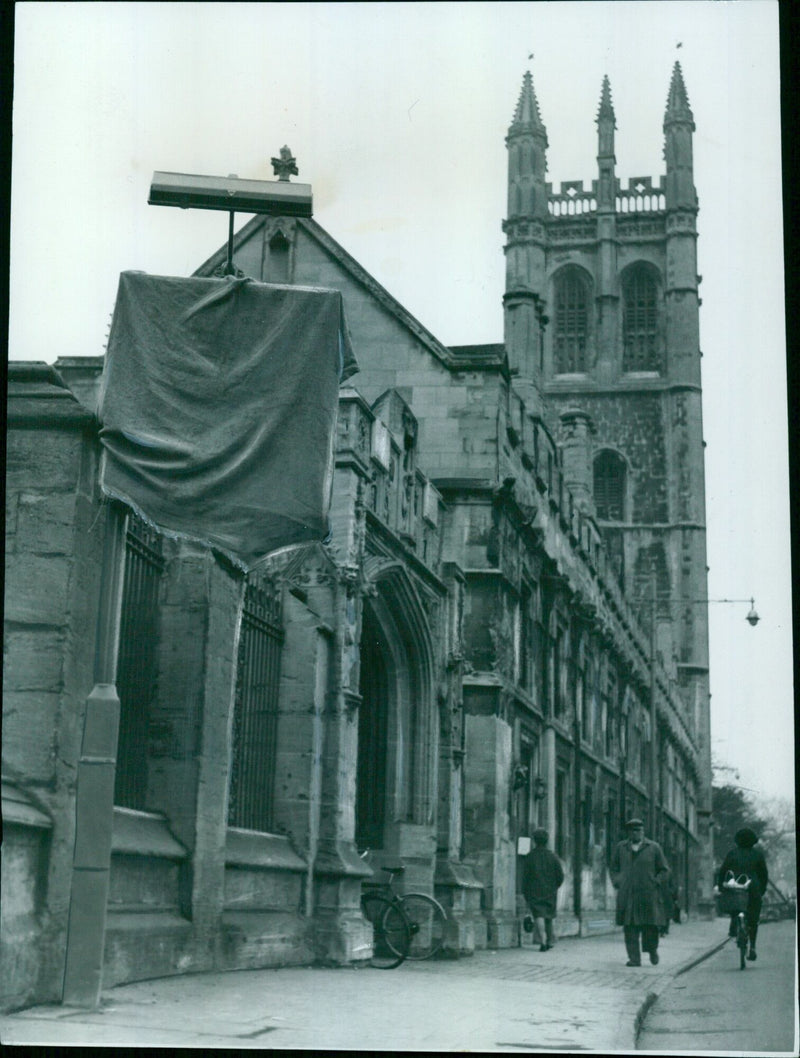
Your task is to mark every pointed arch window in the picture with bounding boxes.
[593,450,626,521]
[622,267,661,372]
[553,268,590,373]
[264,230,290,284]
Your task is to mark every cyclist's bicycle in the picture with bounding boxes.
[718,872,751,970]
[360,852,449,961]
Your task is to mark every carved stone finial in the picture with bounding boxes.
[271,145,298,182]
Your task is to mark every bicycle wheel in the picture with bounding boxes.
[361,892,410,969]
[398,893,447,960]
[736,914,747,970]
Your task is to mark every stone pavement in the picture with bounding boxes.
[0,919,728,1052]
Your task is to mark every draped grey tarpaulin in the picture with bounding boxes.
[98,271,358,570]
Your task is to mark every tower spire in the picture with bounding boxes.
[596,75,616,212]
[597,74,615,124]
[664,61,694,128]
[505,69,549,221]
[595,75,618,375]
[663,62,696,209]
[503,70,549,401]
[510,69,548,138]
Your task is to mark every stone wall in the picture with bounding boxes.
[3,365,104,1008]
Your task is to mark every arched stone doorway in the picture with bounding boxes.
[355,601,390,849]
[354,565,436,863]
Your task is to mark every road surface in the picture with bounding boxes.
[638,919,798,1053]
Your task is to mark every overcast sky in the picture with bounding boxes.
[9,2,793,804]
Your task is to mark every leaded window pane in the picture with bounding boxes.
[554,271,589,373]
[623,269,660,371]
[594,451,626,521]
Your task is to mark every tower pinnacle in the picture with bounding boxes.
[663,62,697,209]
[596,74,616,124]
[509,70,548,142]
[595,75,616,211]
[504,69,549,222]
[503,69,549,396]
[664,62,695,129]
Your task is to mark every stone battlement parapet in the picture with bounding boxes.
[546,175,668,217]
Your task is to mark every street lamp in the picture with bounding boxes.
[699,597,760,627]
[626,587,760,917]
[630,584,760,837]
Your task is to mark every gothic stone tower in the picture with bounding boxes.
[503,64,713,907]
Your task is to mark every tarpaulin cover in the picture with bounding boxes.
[99,271,358,570]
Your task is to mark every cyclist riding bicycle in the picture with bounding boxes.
[716,827,769,962]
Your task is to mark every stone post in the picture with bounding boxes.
[62,502,127,1008]
[146,541,244,965]
[311,419,374,962]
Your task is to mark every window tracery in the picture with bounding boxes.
[622,266,661,372]
[553,268,590,373]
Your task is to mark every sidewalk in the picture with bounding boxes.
[0,919,728,1051]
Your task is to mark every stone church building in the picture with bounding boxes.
[3,64,713,1008]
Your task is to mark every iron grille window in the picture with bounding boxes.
[228,574,284,831]
[623,269,660,371]
[593,451,626,521]
[554,270,589,373]
[115,512,164,809]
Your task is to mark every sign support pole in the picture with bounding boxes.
[226,211,235,275]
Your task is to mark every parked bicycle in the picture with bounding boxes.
[718,871,752,970]
[360,851,448,964]
[360,883,411,970]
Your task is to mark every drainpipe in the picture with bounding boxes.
[619,690,628,829]
[573,714,582,923]
[306,629,329,918]
[684,808,690,915]
[649,570,658,837]
[544,727,556,843]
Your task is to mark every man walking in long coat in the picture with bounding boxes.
[522,828,564,951]
[610,818,669,966]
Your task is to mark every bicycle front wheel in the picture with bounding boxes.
[736,914,747,970]
[361,892,410,969]
[399,893,447,960]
